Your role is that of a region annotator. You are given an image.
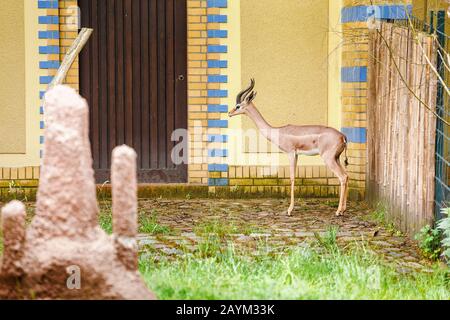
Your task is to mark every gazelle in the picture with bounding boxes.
[229,79,349,216]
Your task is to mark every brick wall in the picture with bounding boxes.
[187,0,210,184]
[228,165,339,197]
[58,0,79,90]
[5,0,418,200]
[206,0,230,189]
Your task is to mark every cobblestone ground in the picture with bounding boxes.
[136,198,432,274]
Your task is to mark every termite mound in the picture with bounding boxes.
[0,85,155,300]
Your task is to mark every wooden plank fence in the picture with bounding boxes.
[367,23,438,235]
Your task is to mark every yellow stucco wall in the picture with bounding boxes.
[0,0,41,167]
[241,0,329,129]
[227,0,342,167]
[0,0,26,154]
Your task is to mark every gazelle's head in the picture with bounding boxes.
[229,78,257,117]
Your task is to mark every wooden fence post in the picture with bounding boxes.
[48,28,93,89]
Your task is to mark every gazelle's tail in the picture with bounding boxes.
[343,137,349,167]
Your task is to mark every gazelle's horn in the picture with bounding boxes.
[236,78,255,104]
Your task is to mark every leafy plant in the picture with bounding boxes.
[437,207,450,264]
[415,225,442,261]
[8,180,27,202]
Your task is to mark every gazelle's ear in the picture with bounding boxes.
[246,91,257,103]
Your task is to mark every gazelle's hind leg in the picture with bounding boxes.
[287,152,298,216]
[323,154,348,216]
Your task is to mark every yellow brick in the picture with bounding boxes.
[188,15,202,23]
[18,168,26,180]
[253,179,278,186]
[189,23,206,31]
[229,179,253,186]
[342,97,367,105]
[189,8,206,15]
[188,1,202,8]
[33,167,40,179]
[188,30,202,38]
[189,68,207,76]
[207,8,220,14]
[229,166,236,178]
[188,97,207,105]
[209,172,222,178]
[3,168,10,179]
[10,168,18,180]
[235,166,243,178]
[189,177,202,184]
[207,38,220,45]
[207,23,220,30]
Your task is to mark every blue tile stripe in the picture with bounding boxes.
[208,164,229,172]
[208,178,229,186]
[208,30,228,38]
[208,15,227,23]
[207,0,227,8]
[39,45,60,54]
[208,149,228,157]
[207,10,229,186]
[208,120,228,128]
[208,60,227,68]
[40,76,54,84]
[341,66,367,83]
[207,45,227,53]
[208,90,228,97]
[39,16,59,24]
[208,135,228,143]
[38,0,58,9]
[208,105,228,113]
[40,60,60,69]
[38,30,59,39]
[341,127,367,144]
[38,1,61,159]
[341,5,412,23]
[208,75,228,83]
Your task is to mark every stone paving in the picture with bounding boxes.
[135,198,433,273]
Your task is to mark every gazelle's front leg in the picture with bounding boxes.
[287,152,298,216]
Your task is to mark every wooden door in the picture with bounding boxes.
[79,0,188,183]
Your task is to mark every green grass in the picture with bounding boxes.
[139,210,172,235]
[365,203,403,236]
[140,230,450,300]
[98,207,172,236]
[98,210,113,235]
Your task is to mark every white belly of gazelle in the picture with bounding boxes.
[297,148,320,156]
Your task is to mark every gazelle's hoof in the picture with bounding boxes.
[335,210,344,217]
[287,208,294,216]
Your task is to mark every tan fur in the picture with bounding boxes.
[230,80,349,216]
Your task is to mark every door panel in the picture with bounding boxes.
[79,0,188,183]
